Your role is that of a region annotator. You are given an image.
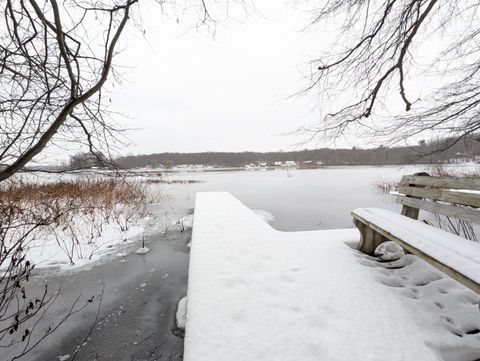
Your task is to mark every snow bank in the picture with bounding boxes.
[176,296,188,329]
[136,247,150,254]
[22,223,147,272]
[184,192,480,361]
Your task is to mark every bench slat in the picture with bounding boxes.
[395,196,480,224]
[400,175,480,191]
[398,185,480,208]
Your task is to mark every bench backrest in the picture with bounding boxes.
[396,173,480,223]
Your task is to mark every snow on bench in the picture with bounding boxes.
[184,192,441,361]
[353,208,480,288]
[353,174,480,294]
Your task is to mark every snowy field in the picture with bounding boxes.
[185,192,480,361]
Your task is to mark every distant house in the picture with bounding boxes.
[283,161,297,167]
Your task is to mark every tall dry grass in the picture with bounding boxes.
[373,164,480,194]
[0,178,151,265]
[372,180,398,194]
[425,164,480,178]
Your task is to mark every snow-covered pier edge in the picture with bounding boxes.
[183,192,480,361]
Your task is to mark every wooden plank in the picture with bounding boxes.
[352,212,480,295]
[400,175,480,191]
[395,196,480,224]
[399,173,429,220]
[398,185,480,208]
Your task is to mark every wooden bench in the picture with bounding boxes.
[352,173,480,294]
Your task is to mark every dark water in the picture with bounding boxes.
[3,230,190,361]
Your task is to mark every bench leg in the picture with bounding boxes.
[354,219,388,255]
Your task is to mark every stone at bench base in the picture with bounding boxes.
[354,218,389,255]
[352,207,480,295]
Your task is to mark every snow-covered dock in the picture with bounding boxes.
[184,192,480,361]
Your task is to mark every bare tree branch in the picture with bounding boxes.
[304,0,480,146]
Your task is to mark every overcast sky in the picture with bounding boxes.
[104,1,331,156]
[33,0,455,166]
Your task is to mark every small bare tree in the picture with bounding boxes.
[0,185,101,360]
[304,0,480,147]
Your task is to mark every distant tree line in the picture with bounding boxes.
[69,152,109,170]
[116,136,480,169]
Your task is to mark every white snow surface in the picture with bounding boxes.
[353,207,480,284]
[176,296,188,329]
[22,223,146,272]
[136,247,150,254]
[185,192,480,361]
[253,209,276,223]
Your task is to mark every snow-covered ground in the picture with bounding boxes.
[25,222,147,272]
[185,192,480,361]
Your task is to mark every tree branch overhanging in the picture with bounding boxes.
[305,0,480,147]
[0,0,138,182]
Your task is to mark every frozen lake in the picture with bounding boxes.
[157,165,431,231]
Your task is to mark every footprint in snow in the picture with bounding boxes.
[378,277,405,288]
[434,301,446,310]
[443,316,456,325]
[401,288,419,300]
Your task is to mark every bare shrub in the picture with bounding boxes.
[0,178,150,263]
[372,180,398,194]
[144,178,201,185]
[425,164,480,178]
